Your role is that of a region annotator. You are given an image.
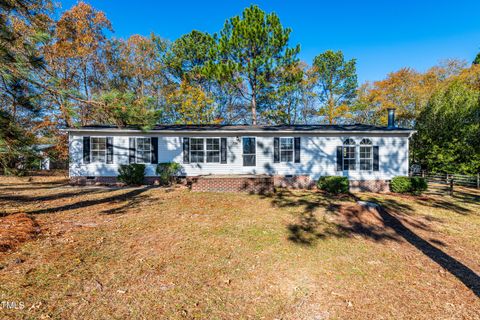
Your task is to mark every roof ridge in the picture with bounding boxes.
[64,123,414,132]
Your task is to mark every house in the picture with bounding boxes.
[64,109,415,192]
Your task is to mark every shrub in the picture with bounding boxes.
[390,176,428,195]
[390,176,411,193]
[410,177,428,195]
[117,164,145,185]
[156,162,182,186]
[317,176,349,194]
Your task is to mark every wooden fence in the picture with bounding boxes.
[411,171,480,189]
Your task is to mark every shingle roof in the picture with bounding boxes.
[71,124,413,132]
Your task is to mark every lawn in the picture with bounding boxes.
[0,175,479,319]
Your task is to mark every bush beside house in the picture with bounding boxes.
[410,177,428,194]
[317,176,349,194]
[156,162,182,186]
[118,164,146,185]
[391,176,428,195]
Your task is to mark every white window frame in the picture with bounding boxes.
[135,137,151,164]
[189,138,205,164]
[343,138,356,171]
[359,138,373,171]
[206,138,220,163]
[91,137,107,163]
[280,137,294,163]
[242,136,256,167]
[188,138,222,164]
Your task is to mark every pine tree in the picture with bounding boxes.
[312,50,357,124]
[0,0,53,173]
[473,52,480,65]
[207,5,300,124]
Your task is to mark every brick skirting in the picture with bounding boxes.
[349,180,390,193]
[273,175,314,189]
[70,175,390,193]
[190,176,274,194]
[70,176,161,186]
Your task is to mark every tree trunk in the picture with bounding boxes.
[60,101,72,127]
[328,97,335,124]
[251,93,257,125]
[250,72,258,125]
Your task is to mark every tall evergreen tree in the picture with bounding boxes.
[208,5,300,124]
[312,50,357,124]
[167,30,216,83]
[0,0,53,173]
[473,52,480,65]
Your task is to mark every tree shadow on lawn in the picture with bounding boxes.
[0,180,70,191]
[268,189,409,245]
[414,196,473,215]
[265,189,480,298]
[422,184,480,211]
[100,188,159,215]
[373,190,475,216]
[25,187,154,215]
[375,203,480,298]
[0,188,109,203]
[0,178,69,187]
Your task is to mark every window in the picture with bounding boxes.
[190,138,205,163]
[136,137,151,164]
[359,138,373,171]
[188,138,222,163]
[206,138,220,163]
[91,137,106,163]
[280,137,294,162]
[343,138,356,170]
[242,137,256,166]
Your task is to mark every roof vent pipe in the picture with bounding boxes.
[387,108,396,128]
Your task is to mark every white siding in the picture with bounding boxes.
[69,132,410,181]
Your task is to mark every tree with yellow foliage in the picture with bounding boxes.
[166,81,219,124]
[43,1,112,126]
[352,60,467,127]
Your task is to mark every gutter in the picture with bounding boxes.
[60,128,416,135]
[407,130,417,138]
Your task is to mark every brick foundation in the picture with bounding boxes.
[349,180,390,193]
[70,175,390,193]
[190,175,274,194]
[273,175,314,189]
[70,176,161,186]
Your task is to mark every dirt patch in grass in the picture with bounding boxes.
[0,214,40,252]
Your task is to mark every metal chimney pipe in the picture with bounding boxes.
[387,108,396,128]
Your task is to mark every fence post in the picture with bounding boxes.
[421,170,425,178]
[449,176,454,196]
[477,173,479,189]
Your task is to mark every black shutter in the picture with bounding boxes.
[106,137,113,164]
[151,137,158,164]
[373,146,379,171]
[83,136,90,164]
[294,137,301,163]
[183,137,190,164]
[129,138,136,163]
[336,146,343,171]
[273,137,279,163]
[220,138,227,164]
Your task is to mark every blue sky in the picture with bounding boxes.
[60,0,480,83]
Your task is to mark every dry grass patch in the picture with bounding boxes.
[0,214,40,252]
[0,176,479,319]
